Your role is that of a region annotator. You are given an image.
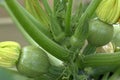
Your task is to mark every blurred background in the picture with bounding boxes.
[0,0,29,47]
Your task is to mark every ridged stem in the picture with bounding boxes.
[65,0,73,36]
[79,52,120,68]
[25,0,50,27]
[41,0,65,42]
[4,0,70,61]
[3,2,64,67]
[82,44,96,55]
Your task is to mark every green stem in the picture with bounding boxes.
[49,16,65,42]
[53,0,57,15]
[70,21,88,50]
[71,1,83,28]
[4,2,63,66]
[109,68,120,80]
[83,44,96,55]
[35,66,65,80]
[9,0,52,38]
[102,72,110,80]
[33,0,50,27]
[41,0,52,16]
[4,0,70,61]
[41,0,65,42]
[4,0,66,66]
[25,0,50,27]
[3,2,37,46]
[25,0,38,19]
[65,0,73,36]
[79,52,120,68]
[70,0,102,48]
[91,66,118,77]
[53,0,67,16]
[74,0,102,37]
[22,2,52,38]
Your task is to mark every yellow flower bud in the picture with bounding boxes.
[0,41,21,67]
[96,0,120,24]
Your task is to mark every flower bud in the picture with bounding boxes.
[96,0,120,24]
[0,41,21,67]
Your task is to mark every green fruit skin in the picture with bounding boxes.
[17,46,50,78]
[112,25,120,47]
[35,66,64,80]
[87,18,113,47]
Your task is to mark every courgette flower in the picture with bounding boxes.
[96,0,120,24]
[0,41,21,67]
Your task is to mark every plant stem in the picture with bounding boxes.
[25,0,50,27]
[33,0,50,27]
[79,52,120,68]
[109,68,120,80]
[41,0,65,42]
[71,1,83,29]
[41,0,52,16]
[65,0,73,36]
[4,0,70,61]
[70,0,102,48]
[49,16,65,42]
[20,1,52,38]
[91,66,118,77]
[3,2,37,46]
[74,0,102,37]
[4,2,63,66]
[25,0,38,19]
[82,44,96,55]
[6,0,52,38]
[102,72,110,80]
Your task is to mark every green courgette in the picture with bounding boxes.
[17,46,50,78]
[87,18,113,47]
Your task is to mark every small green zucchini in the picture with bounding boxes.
[87,18,113,47]
[16,46,50,78]
[16,46,64,80]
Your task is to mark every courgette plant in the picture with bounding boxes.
[0,0,120,80]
